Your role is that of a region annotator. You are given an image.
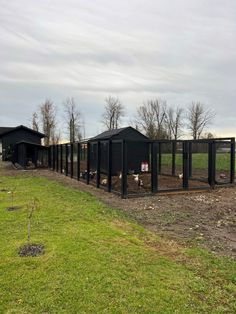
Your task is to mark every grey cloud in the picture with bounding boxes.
[0,0,235,137]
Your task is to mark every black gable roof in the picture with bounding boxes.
[0,127,15,136]
[0,125,45,138]
[90,126,148,141]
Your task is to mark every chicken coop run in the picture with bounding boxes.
[49,128,235,198]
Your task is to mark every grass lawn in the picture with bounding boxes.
[0,173,235,313]
[161,153,233,171]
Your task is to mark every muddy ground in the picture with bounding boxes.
[1,164,236,259]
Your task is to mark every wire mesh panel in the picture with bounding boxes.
[215,141,231,184]
[189,142,209,188]
[111,141,122,194]
[67,144,71,176]
[49,146,53,170]
[73,143,78,179]
[99,141,109,188]
[126,141,151,195]
[80,143,87,182]
[37,148,48,167]
[159,142,173,176]
[89,142,98,186]
[157,141,183,191]
[62,145,66,174]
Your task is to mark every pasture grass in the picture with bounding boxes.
[0,173,235,313]
[161,153,233,171]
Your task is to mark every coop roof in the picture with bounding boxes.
[0,127,15,136]
[0,125,45,138]
[90,126,148,141]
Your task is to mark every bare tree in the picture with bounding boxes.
[102,96,125,130]
[39,99,57,146]
[31,112,39,132]
[136,99,167,139]
[63,97,82,142]
[165,106,184,140]
[187,102,215,140]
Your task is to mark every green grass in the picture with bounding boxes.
[161,153,233,171]
[0,174,235,313]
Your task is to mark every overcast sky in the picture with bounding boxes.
[0,0,235,138]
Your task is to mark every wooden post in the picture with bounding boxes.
[158,142,162,174]
[151,142,158,193]
[230,138,235,184]
[96,141,101,188]
[77,143,80,180]
[52,145,56,171]
[65,144,68,176]
[107,141,112,192]
[188,142,192,178]
[183,142,189,189]
[86,142,90,185]
[70,143,73,178]
[60,144,63,173]
[56,145,59,172]
[121,140,127,198]
[208,141,216,187]
[172,141,176,176]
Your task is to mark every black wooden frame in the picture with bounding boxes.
[49,137,235,198]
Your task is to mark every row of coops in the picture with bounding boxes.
[49,127,235,198]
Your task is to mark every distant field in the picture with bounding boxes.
[161,153,233,172]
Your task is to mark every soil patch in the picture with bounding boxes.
[6,206,23,211]
[18,243,44,257]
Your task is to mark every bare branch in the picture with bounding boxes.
[102,96,125,130]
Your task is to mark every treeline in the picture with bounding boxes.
[31,96,215,145]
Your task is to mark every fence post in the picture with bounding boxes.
[48,146,51,169]
[70,143,73,178]
[230,138,235,184]
[107,140,112,192]
[56,145,59,172]
[172,141,176,176]
[189,142,192,178]
[183,142,189,189]
[77,143,80,180]
[208,141,216,187]
[65,144,68,176]
[151,142,158,193]
[53,145,56,171]
[60,144,63,173]
[96,141,101,188]
[158,142,162,174]
[86,142,90,185]
[121,140,127,198]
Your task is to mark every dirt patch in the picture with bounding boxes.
[6,206,22,211]
[32,170,236,259]
[18,243,44,257]
[2,166,236,259]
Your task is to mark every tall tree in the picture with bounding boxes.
[40,99,57,146]
[31,112,39,132]
[165,106,184,140]
[187,102,215,140]
[136,99,167,139]
[63,97,82,142]
[102,96,124,130]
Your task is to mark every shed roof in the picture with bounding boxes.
[0,125,45,138]
[0,127,15,136]
[90,126,148,141]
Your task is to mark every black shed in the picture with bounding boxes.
[89,127,149,175]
